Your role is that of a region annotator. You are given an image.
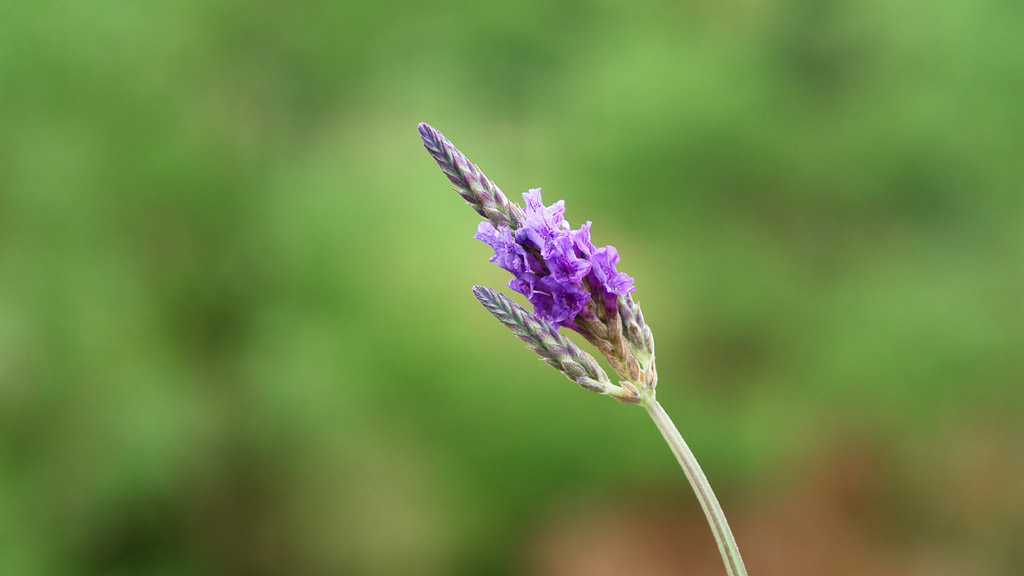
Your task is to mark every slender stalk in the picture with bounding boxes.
[643,399,747,576]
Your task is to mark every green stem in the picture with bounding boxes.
[643,399,748,576]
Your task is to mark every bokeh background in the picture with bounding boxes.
[2,1,1022,574]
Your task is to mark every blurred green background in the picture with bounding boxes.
[2,1,1022,575]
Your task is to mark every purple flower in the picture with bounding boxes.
[571,221,594,258]
[474,222,538,276]
[421,123,655,399]
[589,245,635,312]
[545,235,590,284]
[516,188,569,251]
[590,246,634,295]
[531,276,591,325]
[474,188,635,325]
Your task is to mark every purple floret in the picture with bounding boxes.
[474,222,537,276]
[590,246,635,296]
[531,276,591,325]
[545,235,590,284]
[475,188,634,325]
[589,245,635,312]
[516,188,569,252]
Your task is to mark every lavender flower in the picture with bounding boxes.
[418,123,746,576]
[419,123,654,397]
[483,187,635,326]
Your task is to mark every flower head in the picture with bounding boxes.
[476,187,633,325]
[419,123,654,397]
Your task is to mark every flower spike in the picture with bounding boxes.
[419,123,747,576]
